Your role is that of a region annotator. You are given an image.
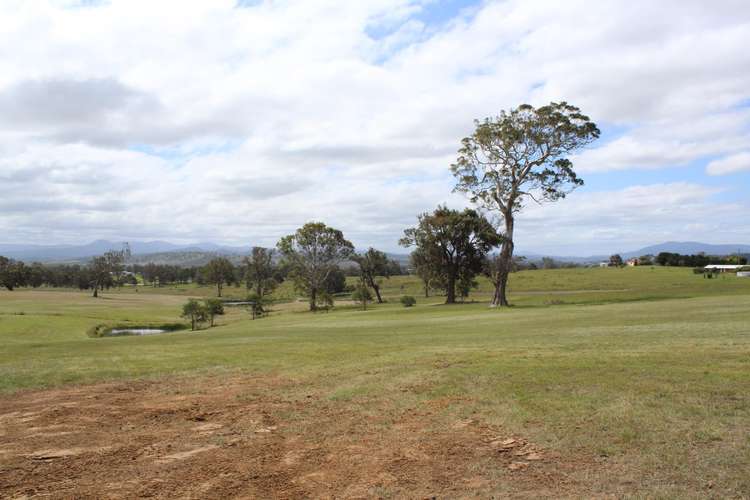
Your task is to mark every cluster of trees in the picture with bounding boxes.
[0,249,132,294]
[1,261,108,291]
[4,102,602,309]
[451,101,600,305]
[192,236,403,312]
[0,256,27,291]
[402,206,502,303]
[181,298,224,330]
[136,263,199,286]
[538,257,579,270]
[655,252,747,267]
[400,101,610,305]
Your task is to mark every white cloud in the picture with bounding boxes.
[0,0,748,252]
[514,183,748,255]
[706,152,750,176]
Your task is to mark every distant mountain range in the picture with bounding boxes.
[519,241,750,264]
[0,240,249,264]
[620,241,750,258]
[0,240,747,267]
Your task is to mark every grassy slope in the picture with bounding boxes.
[82,264,750,304]
[1,266,749,495]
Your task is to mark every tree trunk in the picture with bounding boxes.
[310,287,317,311]
[217,282,222,297]
[423,280,429,298]
[373,283,383,303]
[191,316,196,331]
[491,281,502,305]
[492,213,514,307]
[93,282,99,298]
[445,271,457,304]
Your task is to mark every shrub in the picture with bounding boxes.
[203,298,224,327]
[87,324,108,338]
[400,295,416,307]
[351,284,372,310]
[182,299,207,330]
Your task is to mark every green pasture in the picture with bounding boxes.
[1,266,749,496]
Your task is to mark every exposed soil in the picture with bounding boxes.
[0,375,598,498]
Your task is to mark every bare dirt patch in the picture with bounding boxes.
[0,375,597,498]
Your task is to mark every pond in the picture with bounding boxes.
[105,328,169,337]
[88,323,187,338]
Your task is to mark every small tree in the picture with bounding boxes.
[452,102,599,306]
[243,247,279,302]
[182,299,206,331]
[247,293,267,319]
[353,248,391,303]
[203,298,224,327]
[351,280,372,310]
[609,254,624,267]
[277,222,354,311]
[89,247,129,298]
[202,257,235,297]
[410,248,440,298]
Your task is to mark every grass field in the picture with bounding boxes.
[1,267,749,497]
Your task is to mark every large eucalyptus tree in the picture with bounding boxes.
[451,102,599,306]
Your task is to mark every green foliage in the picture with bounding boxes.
[201,257,235,297]
[243,247,279,300]
[277,222,354,311]
[0,256,26,291]
[89,247,129,297]
[638,255,654,266]
[246,292,267,319]
[656,252,746,267]
[315,290,334,311]
[400,295,417,307]
[353,248,390,303]
[609,254,624,267]
[181,299,207,330]
[324,266,348,294]
[410,247,442,298]
[351,282,373,310]
[451,101,599,306]
[203,298,225,327]
[400,205,500,304]
[451,102,599,208]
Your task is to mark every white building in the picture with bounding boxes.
[704,264,745,272]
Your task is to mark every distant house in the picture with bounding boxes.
[598,262,608,268]
[626,258,638,267]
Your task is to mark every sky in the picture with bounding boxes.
[0,0,749,255]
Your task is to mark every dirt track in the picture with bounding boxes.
[0,375,595,498]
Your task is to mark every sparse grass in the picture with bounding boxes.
[1,266,749,496]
